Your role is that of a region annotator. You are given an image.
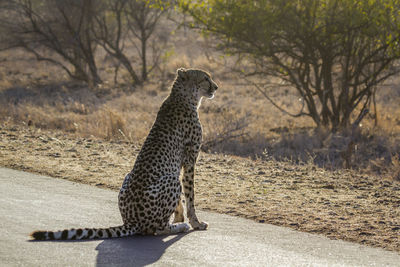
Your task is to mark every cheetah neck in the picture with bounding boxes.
[170,81,202,110]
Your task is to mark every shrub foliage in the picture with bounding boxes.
[181,0,400,131]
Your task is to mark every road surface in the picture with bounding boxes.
[1,167,399,266]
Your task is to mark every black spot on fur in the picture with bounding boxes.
[61,230,69,239]
[106,229,112,237]
[48,231,55,240]
[76,229,83,236]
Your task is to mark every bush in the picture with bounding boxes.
[181,0,400,131]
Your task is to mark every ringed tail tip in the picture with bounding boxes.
[30,231,47,240]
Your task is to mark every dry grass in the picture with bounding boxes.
[1,124,399,252]
[0,24,399,177]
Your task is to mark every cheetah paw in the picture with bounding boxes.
[193,221,208,230]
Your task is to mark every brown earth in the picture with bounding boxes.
[1,123,399,253]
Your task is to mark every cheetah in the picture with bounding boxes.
[31,68,218,240]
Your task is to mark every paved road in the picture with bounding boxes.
[1,168,400,267]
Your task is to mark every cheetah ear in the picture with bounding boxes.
[177,68,187,81]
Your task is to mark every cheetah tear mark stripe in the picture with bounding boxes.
[30,225,136,240]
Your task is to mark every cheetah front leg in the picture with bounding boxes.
[182,147,208,230]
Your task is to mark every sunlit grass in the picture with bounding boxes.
[0,31,399,179]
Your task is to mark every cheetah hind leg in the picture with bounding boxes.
[155,223,190,235]
[173,199,184,223]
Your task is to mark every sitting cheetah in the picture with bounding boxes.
[31,68,218,240]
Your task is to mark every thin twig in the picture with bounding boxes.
[243,76,307,118]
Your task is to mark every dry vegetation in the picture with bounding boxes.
[1,124,399,252]
[0,20,400,251]
[1,42,399,177]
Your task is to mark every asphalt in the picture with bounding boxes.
[1,167,399,267]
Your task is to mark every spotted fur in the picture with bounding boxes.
[30,68,218,240]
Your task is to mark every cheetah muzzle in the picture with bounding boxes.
[30,68,218,240]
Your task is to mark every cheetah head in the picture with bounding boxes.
[177,68,218,99]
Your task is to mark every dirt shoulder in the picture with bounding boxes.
[1,124,399,252]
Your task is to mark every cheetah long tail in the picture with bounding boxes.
[30,225,136,240]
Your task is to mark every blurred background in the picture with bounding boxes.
[0,0,399,179]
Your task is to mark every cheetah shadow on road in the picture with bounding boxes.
[95,232,189,267]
